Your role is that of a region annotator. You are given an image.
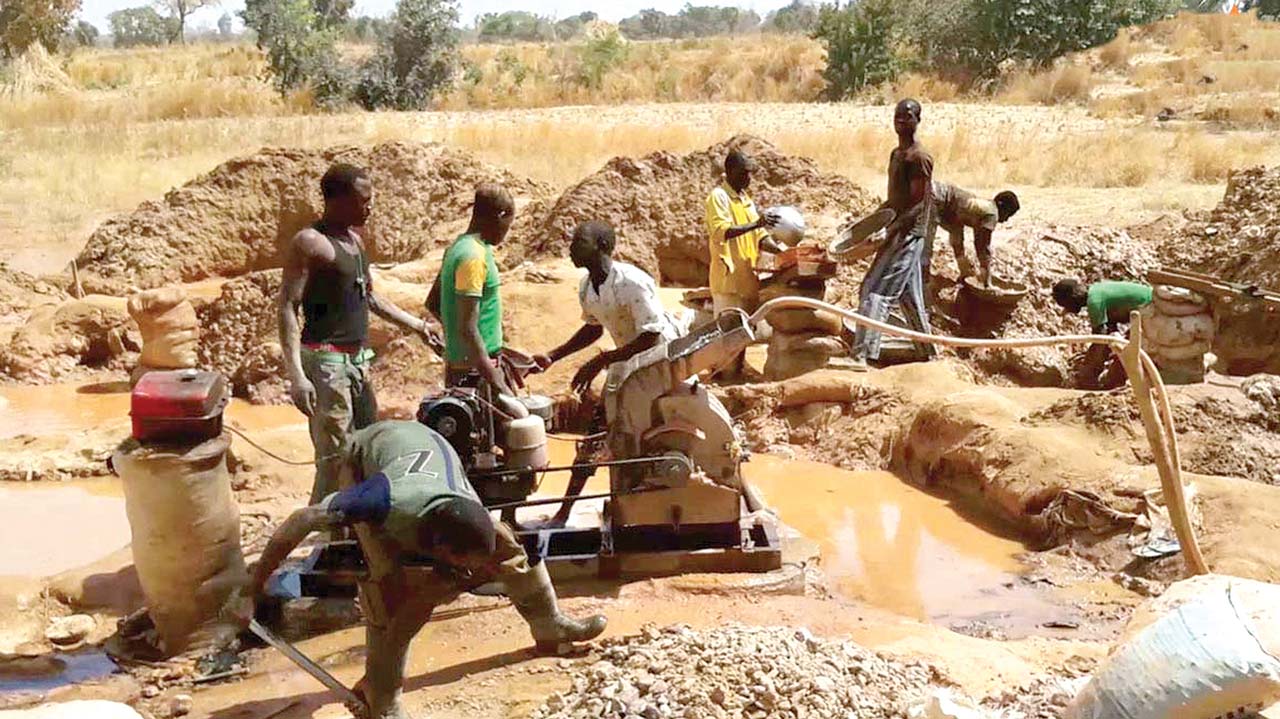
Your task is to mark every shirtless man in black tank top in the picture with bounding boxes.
[278,163,442,504]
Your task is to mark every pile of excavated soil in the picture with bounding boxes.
[1025,382,1280,487]
[1167,165,1280,289]
[0,265,66,326]
[518,134,877,286]
[828,224,1159,387]
[75,142,551,294]
[0,296,138,382]
[1162,166,1280,374]
[532,624,940,719]
[196,271,283,401]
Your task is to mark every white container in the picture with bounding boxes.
[503,414,549,471]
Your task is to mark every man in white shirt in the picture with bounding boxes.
[533,220,690,527]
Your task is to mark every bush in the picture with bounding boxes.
[242,0,349,104]
[476,10,553,42]
[766,0,820,34]
[813,0,902,99]
[0,0,79,58]
[576,21,627,89]
[353,0,459,110]
[108,6,179,47]
[69,18,98,47]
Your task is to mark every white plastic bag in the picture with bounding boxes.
[765,205,806,246]
[1067,575,1280,719]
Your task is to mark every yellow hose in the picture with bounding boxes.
[748,297,1209,576]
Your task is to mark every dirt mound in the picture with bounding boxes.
[1161,166,1280,374]
[516,134,877,286]
[829,224,1158,387]
[0,264,67,325]
[196,271,282,401]
[76,142,551,294]
[0,296,139,382]
[1167,165,1280,289]
[1025,383,1280,487]
[532,624,939,719]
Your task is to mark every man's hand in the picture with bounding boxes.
[572,354,608,394]
[532,354,554,373]
[758,210,780,230]
[289,376,317,416]
[418,321,443,353]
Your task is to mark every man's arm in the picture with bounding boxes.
[425,272,443,323]
[539,324,605,369]
[369,291,441,352]
[279,231,317,416]
[572,330,661,393]
[249,505,341,601]
[972,228,993,285]
[457,295,513,396]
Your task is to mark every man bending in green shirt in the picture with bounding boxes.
[246,420,606,719]
[1052,279,1153,333]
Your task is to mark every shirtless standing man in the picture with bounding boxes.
[279,163,441,504]
[851,99,938,369]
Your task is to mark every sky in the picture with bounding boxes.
[79,0,792,33]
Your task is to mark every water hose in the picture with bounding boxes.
[748,297,1209,576]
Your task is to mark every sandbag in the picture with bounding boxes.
[126,288,199,370]
[1144,311,1215,348]
[764,348,832,380]
[1153,286,1210,318]
[767,308,844,335]
[768,331,848,358]
[1149,339,1213,362]
[1067,575,1280,719]
[113,435,246,657]
[0,702,144,719]
[759,281,826,303]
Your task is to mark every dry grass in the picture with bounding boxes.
[998,65,1095,105]
[1099,30,1133,70]
[439,35,826,109]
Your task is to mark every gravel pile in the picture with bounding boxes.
[533,624,941,719]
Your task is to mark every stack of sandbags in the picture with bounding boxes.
[127,287,199,385]
[761,268,847,380]
[1140,286,1214,384]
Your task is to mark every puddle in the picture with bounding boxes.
[745,455,1071,633]
[0,481,130,578]
[0,649,118,695]
[0,382,306,440]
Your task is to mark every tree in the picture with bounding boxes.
[108,6,177,46]
[0,0,80,58]
[476,10,552,42]
[243,0,348,103]
[553,11,596,40]
[216,10,232,35]
[314,0,352,28]
[354,0,460,110]
[70,18,98,46]
[813,0,902,99]
[153,0,219,43]
[766,0,819,33]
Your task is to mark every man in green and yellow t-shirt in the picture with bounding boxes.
[428,185,520,402]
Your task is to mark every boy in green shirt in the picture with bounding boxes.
[247,420,606,719]
[1053,279,1154,333]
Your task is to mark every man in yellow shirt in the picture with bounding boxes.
[705,149,781,378]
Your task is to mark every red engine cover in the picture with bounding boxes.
[131,369,229,442]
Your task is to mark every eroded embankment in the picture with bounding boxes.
[722,361,1280,584]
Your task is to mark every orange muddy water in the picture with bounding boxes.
[0,382,305,440]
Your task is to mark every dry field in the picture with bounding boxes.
[2,13,1279,275]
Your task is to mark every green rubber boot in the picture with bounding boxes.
[504,562,607,654]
